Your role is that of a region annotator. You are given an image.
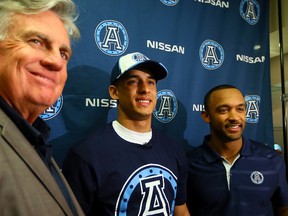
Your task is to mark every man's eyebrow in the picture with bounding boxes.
[216,104,229,109]
[22,31,72,56]
[216,103,246,109]
[22,31,47,41]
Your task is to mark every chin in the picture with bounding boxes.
[229,135,242,141]
[37,97,58,108]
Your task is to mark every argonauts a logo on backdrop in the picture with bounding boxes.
[160,0,179,6]
[245,95,260,123]
[240,0,260,25]
[39,95,63,120]
[153,89,178,123]
[199,39,224,70]
[94,20,129,56]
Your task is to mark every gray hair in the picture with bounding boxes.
[0,0,80,41]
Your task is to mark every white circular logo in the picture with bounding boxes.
[250,171,264,184]
[153,89,178,123]
[95,20,128,56]
[199,39,224,70]
[160,0,179,6]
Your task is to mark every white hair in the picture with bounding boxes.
[0,0,80,41]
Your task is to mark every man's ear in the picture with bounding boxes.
[109,85,119,100]
[201,111,210,123]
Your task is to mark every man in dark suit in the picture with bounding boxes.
[0,0,84,215]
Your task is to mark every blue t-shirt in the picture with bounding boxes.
[187,135,288,216]
[62,123,188,216]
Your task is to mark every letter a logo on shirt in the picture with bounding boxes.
[138,175,170,216]
[115,164,178,216]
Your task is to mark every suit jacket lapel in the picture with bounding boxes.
[0,110,73,215]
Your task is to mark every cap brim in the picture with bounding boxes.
[132,61,168,81]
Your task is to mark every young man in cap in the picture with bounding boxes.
[62,52,190,216]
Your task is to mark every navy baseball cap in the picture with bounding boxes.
[110,52,168,84]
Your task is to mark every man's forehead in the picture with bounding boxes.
[211,89,245,103]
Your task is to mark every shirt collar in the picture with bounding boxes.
[240,136,253,156]
[0,96,50,146]
[202,135,252,163]
[202,135,221,163]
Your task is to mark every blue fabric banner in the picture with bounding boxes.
[40,0,272,166]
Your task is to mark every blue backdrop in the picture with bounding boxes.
[40,0,273,167]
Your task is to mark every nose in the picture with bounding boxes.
[228,109,241,120]
[40,51,64,71]
[138,81,150,94]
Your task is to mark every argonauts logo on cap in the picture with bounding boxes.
[95,20,128,56]
[39,95,63,120]
[240,0,260,25]
[153,89,178,123]
[110,52,168,84]
[199,39,224,70]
